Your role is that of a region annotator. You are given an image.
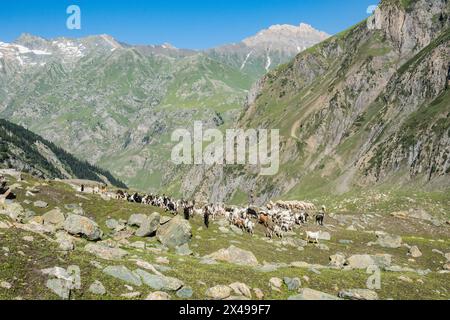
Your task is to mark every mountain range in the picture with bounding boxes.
[0,23,329,192]
[1,0,449,205]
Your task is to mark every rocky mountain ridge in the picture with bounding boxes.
[189,0,450,204]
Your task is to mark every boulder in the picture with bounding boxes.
[105,218,119,230]
[375,233,402,248]
[84,243,128,261]
[128,214,147,227]
[135,269,184,291]
[121,292,141,299]
[160,216,172,225]
[46,278,71,300]
[347,254,392,269]
[1,203,25,221]
[135,212,160,237]
[253,288,264,300]
[89,280,106,295]
[318,231,331,241]
[338,289,379,300]
[33,201,48,208]
[55,231,75,251]
[288,288,341,300]
[0,281,12,289]
[64,204,84,215]
[176,287,194,299]
[42,265,81,300]
[206,246,258,266]
[284,277,301,291]
[408,209,442,226]
[64,215,103,241]
[205,285,231,300]
[102,266,142,286]
[175,243,193,256]
[390,211,408,219]
[156,216,192,248]
[409,246,422,258]
[146,291,171,300]
[329,253,346,268]
[42,208,65,225]
[229,282,252,299]
[269,277,283,290]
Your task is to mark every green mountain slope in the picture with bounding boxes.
[0,118,126,188]
[192,0,450,204]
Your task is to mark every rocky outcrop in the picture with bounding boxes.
[156,216,192,248]
[64,214,103,241]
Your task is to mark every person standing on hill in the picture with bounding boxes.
[203,204,210,228]
[248,189,255,206]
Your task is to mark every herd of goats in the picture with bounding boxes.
[114,190,326,242]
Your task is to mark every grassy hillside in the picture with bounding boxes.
[0,118,127,188]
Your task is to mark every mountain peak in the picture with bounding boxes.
[242,22,329,52]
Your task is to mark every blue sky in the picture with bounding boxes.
[0,0,380,49]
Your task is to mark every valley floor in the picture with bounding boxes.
[0,172,449,300]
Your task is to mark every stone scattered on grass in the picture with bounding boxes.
[329,253,346,268]
[253,288,264,300]
[146,291,171,300]
[33,201,48,208]
[206,246,258,266]
[135,212,160,237]
[338,289,379,300]
[409,246,422,258]
[0,281,12,289]
[176,287,194,299]
[269,277,282,291]
[89,280,106,295]
[121,292,141,299]
[42,208,65,226]
[284,277,301,291]
[374,233,402,249]
[346,254,392,269]
[289,288,341,300]
[85,243,128,261]
[102,266,142,287]
[229,282,252,299]
[156,216,192,248]
[135,269,184,291]
[64,215,103,241]
[205,285,231,300]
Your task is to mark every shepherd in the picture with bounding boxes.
[203,205,210,228]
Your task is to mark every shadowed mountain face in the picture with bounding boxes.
[0,24,328,193]
[189,0,450,204]
[0,119,126,188]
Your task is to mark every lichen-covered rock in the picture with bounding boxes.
[288,288,341,300]
[156,216,191,248]
[205,285,231,300]
[135,212,160,237]
[206,246,258,266]
[84,243,128,260]
[42,208,65,225]
[64,215,103,241]
[347,254,392,269]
